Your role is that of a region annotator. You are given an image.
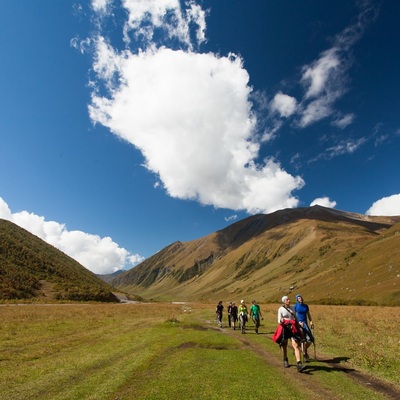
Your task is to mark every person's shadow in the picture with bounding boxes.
[302,356,355,375]
[323,356,351,364]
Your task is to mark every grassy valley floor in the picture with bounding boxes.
[0,302,398,400]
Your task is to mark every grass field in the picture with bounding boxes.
[0,302,398,400]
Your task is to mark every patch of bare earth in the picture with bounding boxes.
[38,280,57,299]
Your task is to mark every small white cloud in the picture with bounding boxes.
[270,92,298,118]
[301,48,341,100]
[70,36,92,55]
[366,194,400,216]
[298,96,334,127]
[0,197,144,274]
[224,214,238,222]
[261,120,282,143]
[91,0,111,14]
[374,134,389,147]
[310,197,337,208]
[187,1,207,44]
[120,0,206,50]
[289,153,302,171]
[325,137,367,157]
[331,113,355,129]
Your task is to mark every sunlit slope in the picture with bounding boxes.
[111,206,400,305]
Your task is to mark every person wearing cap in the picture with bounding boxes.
[277,296,305,372]
[238,300,249,333]
[250,300,263,334]
[294,294,314,362]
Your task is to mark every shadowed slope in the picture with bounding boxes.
[0,219,118,302]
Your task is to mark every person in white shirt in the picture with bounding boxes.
[277,295,305,372]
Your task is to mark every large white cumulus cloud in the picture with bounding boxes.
[366,194,400,216]
[0,197,144,274]
[88,0,304,214]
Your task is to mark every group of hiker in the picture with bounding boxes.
[215,294,315,372]
[216,299,263,332]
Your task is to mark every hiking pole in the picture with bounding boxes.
[312,326,317,361]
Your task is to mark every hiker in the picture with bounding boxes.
[216,300,224,328]
[230,301,238,330]
[238,300,249,321]
[250,299,263,334]
[238,300,249,333]
[294,294,314,362]
[277,296,305,372]
[227,301,233,328]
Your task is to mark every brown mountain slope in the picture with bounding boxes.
[0,219,118,302]
[110,205,400,305]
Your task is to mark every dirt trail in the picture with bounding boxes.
[212,322,400,400]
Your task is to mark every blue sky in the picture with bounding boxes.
[1,0,399,274]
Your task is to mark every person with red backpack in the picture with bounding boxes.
[277,296,305,372]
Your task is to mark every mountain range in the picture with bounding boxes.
[2,206,400,305]
[109,205,400,306]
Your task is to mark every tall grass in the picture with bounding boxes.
[0,303,398,400]
[308,304,400,382]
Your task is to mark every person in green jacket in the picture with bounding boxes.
[250,300,263,334]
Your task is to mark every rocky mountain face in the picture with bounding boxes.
[110,206,400,305]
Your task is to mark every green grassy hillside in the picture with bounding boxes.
[0,219,118,302]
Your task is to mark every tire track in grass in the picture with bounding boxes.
[211,322,399,400]
[219,326,340,399]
